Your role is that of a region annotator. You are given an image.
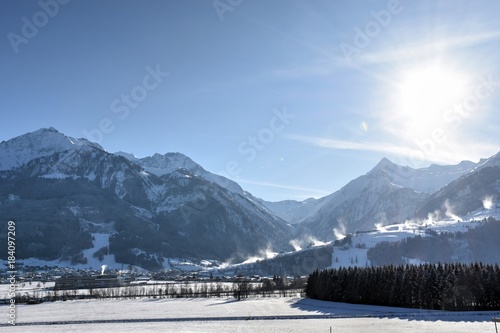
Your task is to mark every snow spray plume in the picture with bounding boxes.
[242,246,278,264]
[444,199,462,221]
[425,211,438,225]
[483,196,494,210]
[373,212,391,232]
[289,239,302,251]
[228,243,278,266]
[403,218,423,230]
[305,236,327,247]
[333,218,347,240]
[333,228,346,240]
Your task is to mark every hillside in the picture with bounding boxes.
[0,128,293,269]
[1,128,499,272]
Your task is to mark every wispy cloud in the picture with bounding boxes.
[268,31,500,82]
[284,134,414,156]
[237,178,330,198]
[283,134,500,167]
[356,31,500,65]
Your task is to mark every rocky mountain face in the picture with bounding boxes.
[116,151,245,195]
[258,198,320,224]
[261,158,479,234]
[366,158,478,194]
[300,169,428,239]
[1,127,498,270]
[0,128,293,269]
[416,152,500,218]
[296,158,481,240]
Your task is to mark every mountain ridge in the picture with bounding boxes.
[0,128,293,269]
[0,127,104,171]
[1,127,499,270]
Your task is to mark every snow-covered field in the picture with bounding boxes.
[2,297,499,332]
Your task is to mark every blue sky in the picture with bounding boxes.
[1,0,500,201]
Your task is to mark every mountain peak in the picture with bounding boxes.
[37,126,59,133]
[371,157,397,172]
[115,151,138,161]
[134,152,244,195]
[474,150,500,171]
[136,152,201,177]
[0,127,104,171]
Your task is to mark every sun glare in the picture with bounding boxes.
[394,63,469,138]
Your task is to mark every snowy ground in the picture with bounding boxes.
[1,297,499,332]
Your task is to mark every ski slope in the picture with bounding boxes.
[331,206,500,269]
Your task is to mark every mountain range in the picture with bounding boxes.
[0,128,498,270]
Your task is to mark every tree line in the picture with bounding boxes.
[305,262,500,311]
[10,279,306,304]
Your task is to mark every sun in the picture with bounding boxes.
[394,63,468,138]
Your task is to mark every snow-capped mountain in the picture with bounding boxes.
[258,197,320,224]
[368,158,478,194]
[299,166,429,239]
[474,151,500,170]
[417,151,500,218]
[297,157,481,240]
[260,158,478,230]
[116,151,245,195]
[0,128,293,269]
[2,127,499,270]
[0,127,103,171]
